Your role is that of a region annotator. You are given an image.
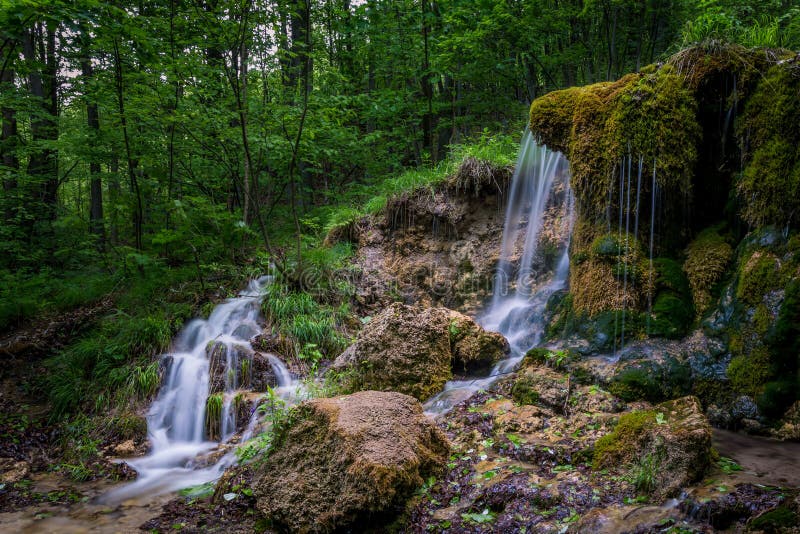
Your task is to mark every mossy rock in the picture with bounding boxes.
[511,364,570,412]
[727,348,772,398]
[332,303,507,400]
[593,396,713,498]
[737,64,800,229]
[648,292,693,338]
[683,227,733,316]
[593,410,657,470]
[511,379,540,406]
[607,357,692,403]
[736,251,780,308]
[252,391,450,533]
[748,506,799,532]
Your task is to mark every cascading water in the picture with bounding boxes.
[424,132,574,415]
[104,275,296,503]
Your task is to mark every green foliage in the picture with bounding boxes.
[717,456,742,474]
[205,394,223,441]
[236,387,294,464]
[629,452,661,495]
[262,286,348,359]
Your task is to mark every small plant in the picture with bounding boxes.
[205,393,223,440]
[717,456,742,474]
[461,509,496,525]
[629,452,661,494]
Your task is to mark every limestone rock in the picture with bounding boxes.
[0,458,30,484]
[593,396,713,498]
[253,391,449,533]
[332,303,508,400]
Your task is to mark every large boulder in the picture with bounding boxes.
[253,391,450,533]
[332,303,508,400]
[593,395,713,497]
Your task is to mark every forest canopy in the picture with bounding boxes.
[0,0,798,323]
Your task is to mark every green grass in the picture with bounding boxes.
[315,132,518,241]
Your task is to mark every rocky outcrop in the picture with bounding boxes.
[331,303,508,400]
[338,160,512,316]
[593,395,713,497]
[253,391,450,533]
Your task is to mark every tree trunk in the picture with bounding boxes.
[1,61,19,223]
[81,39,104,245]
[23,24,59,222]
[113,38,143,250]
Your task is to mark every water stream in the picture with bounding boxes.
[424,133,574,415]
[103,275,298,503]
[107,133,575,499]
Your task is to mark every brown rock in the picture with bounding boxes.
[253,391,449,533]
[0,458,30,483]
[112,439,137,457]
[332,303,508,400]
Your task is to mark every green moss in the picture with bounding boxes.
[737,65,800,228]
[528,87,581,154]
[649,293,693,338]
[511,378,540,405]
[683,227,733,316]
[748,506,799,531]
[727,348,772,397]
[736,252,780,307]
[758,380,797,419]
[593,410,656,470]
[608,66,700,195]
[608,358,692,402]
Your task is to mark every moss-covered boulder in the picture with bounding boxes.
[593,396,713,497]
[332,303,508,400]
[253,391,450,533]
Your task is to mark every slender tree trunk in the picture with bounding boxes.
[81,38,104,245]
[1,62,19,223]
[420,0,434,160]
[23,24,59,222]
[113,38,143,250]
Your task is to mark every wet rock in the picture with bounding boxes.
[680,483,786,530]
[447,310,509,374]
[252,391,449,533]
[0,458,30,483]
[332,303,507,400]
[775,401,800,440]
[206,341,257,394]
[249,352,278,391]
[112,439,136,457]
[593,396,713,498]
[511,363,571,412]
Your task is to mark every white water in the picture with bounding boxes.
[103,275,299,503]
[425,133,574,415]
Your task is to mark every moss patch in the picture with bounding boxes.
[737,64,800,229]
[684,226,733,316]
[593,410,656,470]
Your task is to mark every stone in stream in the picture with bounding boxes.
[252,391,450,533]
[593,395,713,498]
[331,302,508,400]
[206,342,277,394]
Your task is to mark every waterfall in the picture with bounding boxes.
[103,275,297,502]
[425,133,573,415]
